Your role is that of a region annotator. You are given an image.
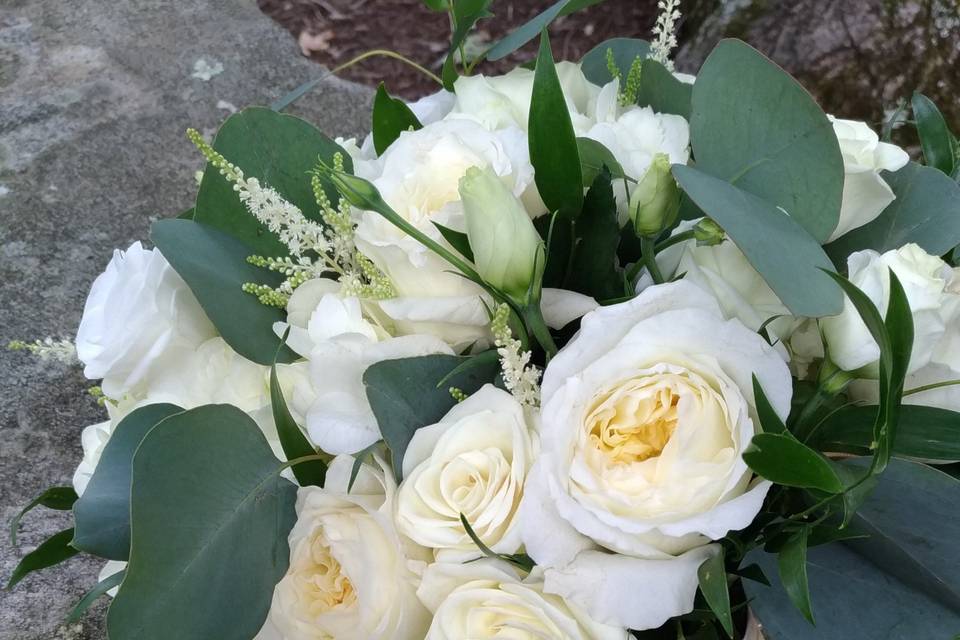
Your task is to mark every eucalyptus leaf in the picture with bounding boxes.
[364,354,499,482]
[530,31,583,217]
[372,83,423,155]
[270,364,326,487]
[912,93,956,175]
[107,405,296,640]
[816,404,960,462]
[7,528,79,589]
[580,38,650,87]
[825,162,960,262]
[690,39,843,242]
[72,403,184,560]
[10,486,77,546]
[743,433,843,493]
[193,107,351,256]
[486,0,570,61]
[637,58,692,118]
[672,165,842,317]
[151,219,297,365]
[577,137,627,186]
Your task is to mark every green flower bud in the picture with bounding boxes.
[459,166,544,303]
[693,218,725,247]
[326,169,384,211]
[630,154,680,237]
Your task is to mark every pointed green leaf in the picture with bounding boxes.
[778,527,814,624]
[441,0,493,90]
[72,403,184,560]
[753,375,787,434]
[194,107,352,256]
[566,168,622,299]
[7,528,79,589]
[107,405,296,640]
[151,219,297,365]
[698,549,734,638]
[67,568,126,622]
[372,83,423,155]
[690,40,843,242]
[744,433,843,493]
[673,165,842,317]
[433,222,475,262]
[912,93,956,175]
[10,486,77,546]
[816,404,960,462]
[270,364,326,487]
[529,31,583,217]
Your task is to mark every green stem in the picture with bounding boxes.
[639,236,665,284]
[903,378,960,397]
[654,229,695,253]
[523,303,558,361]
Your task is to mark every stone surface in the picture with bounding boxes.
[0,1,371,638]
[677,0,960,132]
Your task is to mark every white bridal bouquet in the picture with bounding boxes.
[9,1,960,639]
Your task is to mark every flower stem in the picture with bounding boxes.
[639,236,665,284]
[654,229,695,253]
[903,378,960,396]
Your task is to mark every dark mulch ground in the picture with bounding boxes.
[258,0,665,99]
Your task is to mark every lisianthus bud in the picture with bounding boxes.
[693,218,725,247]
[459,166,543,302]
[630,154,680,237]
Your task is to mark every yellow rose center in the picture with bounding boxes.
[302,534,357,614]
[585,375,684,465]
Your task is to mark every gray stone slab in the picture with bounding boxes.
[0,1,372,637]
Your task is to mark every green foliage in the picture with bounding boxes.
[576,137,627,186]
[151,219,297,365]
[825,162,960,263]
[752,375,787,435]
[193,107,351,257]
[432,222,475,262]
[7,528,79,589]
[912,92,957,176]
[697,550,734,638]
[68,568,125,622]
[529,31,583,218]
[744,433,844,493]
[364,354,499,483]
[777,528,814,624]
[107,405,296,640]
[372,83,423,155]
[485,0,599,61]
[580,38,651,86]
[690,40,844,243]
[72,403,184,560]
[441,0,493,90]
[270,364,327,487]
[637,58,692,118]
[816,404,960,462]
[565,169,623,299]
[10,486,77,546]
[672,165,842,317]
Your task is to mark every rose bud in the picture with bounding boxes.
[630,153,681,237]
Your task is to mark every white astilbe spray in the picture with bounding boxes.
[491,303,541,407]
[187,129,393,307]
[650,0,682,71]
[8,337,78,364]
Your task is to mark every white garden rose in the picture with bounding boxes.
[827,117,910,241]
[75,241,216,399]
[448,62,601,134]
[276,279,452,454]
[396,385,535,560]
[268,455,431,640]
[820,244,958,377]
[647,219,796,339]
[417,560,629,640]
[354,119,543,348]
[519,280,791,630]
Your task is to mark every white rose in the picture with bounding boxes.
[585,80,691,221]
[396,385,535,560]
[354,119,543,348]
[519,280,791,630]
[416,560,628,640]
[448,62,600,134]
[268,455,431,640]
[827,117,910,241]
[647,219,796,339]
[75,241,216,399]
[276,280,452,454]
[821,244,956,376]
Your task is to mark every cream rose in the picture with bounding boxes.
[353,119,543,348]
[75,241,216,399]
[820,244,957,377]
[417,560,628,640]
[827,117,910,241]
[519,281,791,630]
[268,455,431,640]
[396,385,535,560]
[276,279,452,454]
